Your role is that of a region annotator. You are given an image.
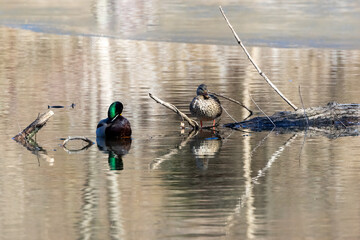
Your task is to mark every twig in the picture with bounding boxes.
[333,113,347,129]
[219,6,298,111]
[298,85,309,126]
[62,136,94,148]
[250,94,276,128]
[149,93,199,129]
[297,85,308,163]
[209,91,253,117]
[62,136,94,153]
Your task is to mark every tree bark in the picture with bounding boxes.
[225,102,360,131]
[13,110,54,142]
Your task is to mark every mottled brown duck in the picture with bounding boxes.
[189,84,222,127]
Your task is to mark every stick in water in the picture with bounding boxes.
[62,136,94,148]
[219,6,298,111]
[149,93,199,129]
[13,110,54,142]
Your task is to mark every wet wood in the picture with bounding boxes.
[225,102,360,131]
[149,93,200,129]
[13,110,54,142]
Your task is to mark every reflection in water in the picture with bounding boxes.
[91,0,159,38]
[78,138,131,239]
[226,133,298,238]
[108,152,123,170]
[190,130,222,170]
[1,0,360,48]
[149,129,222,171]
[97,137,132,170]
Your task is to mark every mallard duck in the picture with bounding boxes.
[189,84,222,127]
[96,101,132,138]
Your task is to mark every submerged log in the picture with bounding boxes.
[225,102,360,131]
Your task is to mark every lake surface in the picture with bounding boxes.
[1,1,360,239]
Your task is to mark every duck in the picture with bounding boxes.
[96,101,132,138]
[189,84,222,127]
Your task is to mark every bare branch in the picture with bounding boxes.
[298,85,309,126]
[219,6,298,111]
[149,93,199,129]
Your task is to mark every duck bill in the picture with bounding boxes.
[203,91,210,99]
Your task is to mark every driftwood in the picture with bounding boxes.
[149,93,199,129]
[225,102,360,131]
[13,110,55,163]
[13,110,54,143]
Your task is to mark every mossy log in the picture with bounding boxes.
[225,102,360,131]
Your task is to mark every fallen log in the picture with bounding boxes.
[225,102,360,131]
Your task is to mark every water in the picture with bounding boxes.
[1,1,360,239]
[1,0,360,48]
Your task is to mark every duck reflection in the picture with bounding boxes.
[190,130,222,170]
[96,137,132,170]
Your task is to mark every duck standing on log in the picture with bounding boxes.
[96,101,132,138]
[190,84,222,128]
